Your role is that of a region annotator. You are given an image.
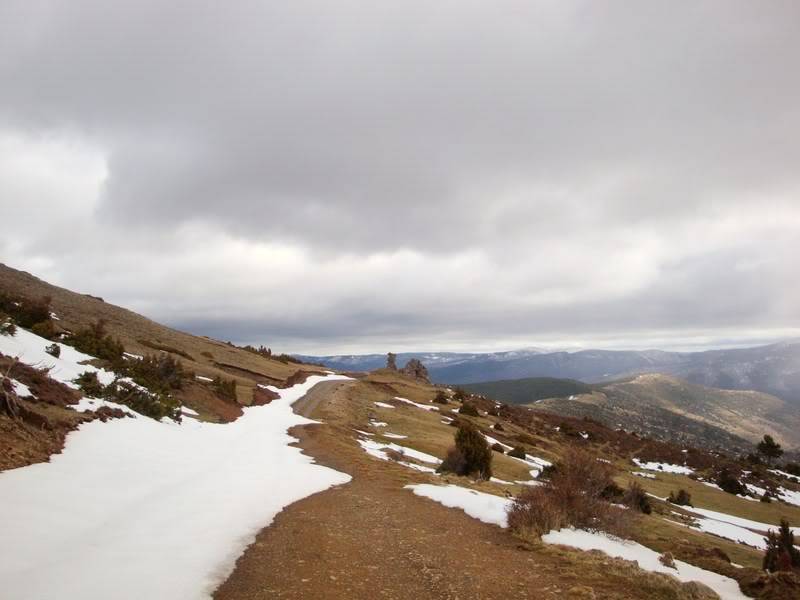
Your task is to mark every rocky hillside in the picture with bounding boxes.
[531,374,800,455]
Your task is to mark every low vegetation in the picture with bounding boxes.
[763,519,800,573]
[65,320,125,365]
[508,449,630,538]
[437,421,492,479]
[668,489,693,507]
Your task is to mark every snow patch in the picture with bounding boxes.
[405,484,512,527]
[0,327,117,389]
[542,528,747,600]
[393,396,439,411]
[0,374,352,600]
[632,458,693,475]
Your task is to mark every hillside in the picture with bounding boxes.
[529,373,800,454]
[305,344,800,405]
[461,376,593,405]
[0,263,322,411]
[2,266,800,598]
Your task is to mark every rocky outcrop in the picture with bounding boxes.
[386,353,397,370]
[400,358,429,383]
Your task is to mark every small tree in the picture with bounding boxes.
[757,435,784,465]
[438,422,492,479]
[386,352,397,370]
[459,403,479,417]
[668,489,693,507]
[763,519,800,572]
[433,390,449,404]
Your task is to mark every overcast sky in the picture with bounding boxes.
[1,1,799,354]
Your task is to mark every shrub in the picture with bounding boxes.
[488,407,500,417]
[45,343,61,358]
[507,446,526,459]
[437,422,492,479]
[757,435,784,465]
[30,320,56,340]
[601,481,625,502]
[439,446,467,475]
[668,489,693,507]
[493,422,504,431]
[104,380,180,421]
[213,376,237,401]
[433,390,449,404]
[491,442,505,454]
[760,492,772,503]
[453,388,467,402]
[127,354,185,394]
[65,321,124,364]
[763,519,800,572]
[74,371,104,397]
[385,448,404,462]
[783,463,800,477]
[717,469,746,495]
[0,314,16,336]
[507,448,629,538]
[625,481,653,514]
[459,403,479,417]
[0,292,52,329]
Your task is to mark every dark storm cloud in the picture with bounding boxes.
[1,1,799,352]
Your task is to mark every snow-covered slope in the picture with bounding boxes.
[0,373,351,600]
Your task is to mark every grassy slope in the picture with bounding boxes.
[331,370,800,596]
[0,263,322,410]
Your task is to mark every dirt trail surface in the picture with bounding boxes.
[215,380,709,600]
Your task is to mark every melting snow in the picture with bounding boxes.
[405,484,512,527]
[9,379,33,397]
[542,528,746,600]
[0,374,352,600]
[632,458,693,475]
[374,401,395,409]
[393,396,439,411]
[383,432,407,439]
[632,471,656,479]
[0,328,117,389]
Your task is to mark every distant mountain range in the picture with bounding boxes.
[299,341,800,405]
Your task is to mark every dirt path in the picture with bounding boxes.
[214,380,697,600]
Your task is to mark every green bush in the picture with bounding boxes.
[437,422,492,479]
[127,354,185,394]
[0,313,16,336]
[433,390,449,404]
[507,446,526,459]
[74,371,105,397]
[0,292,52,329]
[717,469,746,495]
[763,519,800,572]
[65,321,124,364]
[668,489,693,507]
[103,380,180,421]
[459,403,479,417]
[30,320,57,340]
[213,376,237,401]
[624,482,652,514]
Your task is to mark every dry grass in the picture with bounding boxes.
[508,448,632,538]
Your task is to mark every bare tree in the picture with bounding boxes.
[0,359,20,418]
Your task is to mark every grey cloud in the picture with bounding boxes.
[1,1,799,352]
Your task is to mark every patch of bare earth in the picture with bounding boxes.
[215,380,717,600]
